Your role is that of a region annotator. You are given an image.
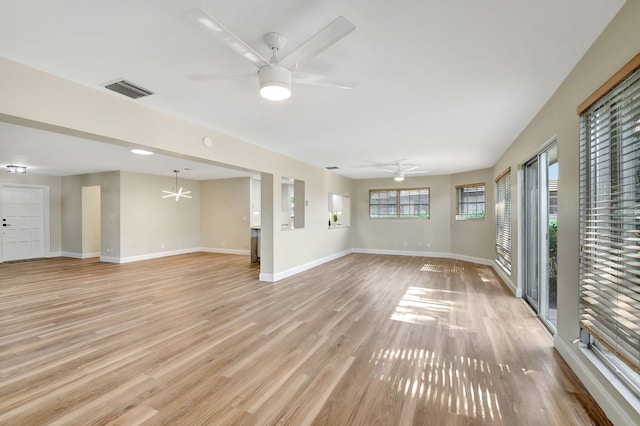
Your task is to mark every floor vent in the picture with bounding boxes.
[105,79,154,99]
[325,166,340,170]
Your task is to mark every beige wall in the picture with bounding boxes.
[120,171,200,259]
[62,172,120,258]
[0,173,62,256]
[200,177,250,253]
[450,168,495,260]
[492,1,640,423]
[81,185,101,256]
[0,58,353,277]
[352,175,452,255]
[353,170,495,263]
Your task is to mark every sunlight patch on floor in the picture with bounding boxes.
[391,286,453,324]
[368,348,506,421]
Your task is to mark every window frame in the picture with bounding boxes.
[369,187,430,219]
[578,52,640,396]
[455,182,486,220]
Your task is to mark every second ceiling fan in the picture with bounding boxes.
[186,8,356,101]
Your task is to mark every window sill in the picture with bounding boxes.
[578,343,640,414]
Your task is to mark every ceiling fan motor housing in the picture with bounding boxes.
[259,64,291,101]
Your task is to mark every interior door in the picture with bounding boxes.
[1,186,46,262]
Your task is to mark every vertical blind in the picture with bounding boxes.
[579,64,640,372]
[495,169,512,272]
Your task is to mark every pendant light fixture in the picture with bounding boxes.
[162,169,192,201]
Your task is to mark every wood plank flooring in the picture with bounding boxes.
[0,253,608,425]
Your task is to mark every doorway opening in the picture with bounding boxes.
[82,185,101,258]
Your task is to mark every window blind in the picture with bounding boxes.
[495,169,511,272]
[579,64,640,372]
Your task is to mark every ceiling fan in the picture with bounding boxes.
[379,162,428,182]
[185,8,356,101]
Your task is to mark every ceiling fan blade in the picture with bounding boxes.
[185,8,270,68]
[281,16,355,70]
[186,72,255,82]
[402,165,420,172]
[292,72,355,89]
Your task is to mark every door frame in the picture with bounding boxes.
[517,136,557,332]
[0,183,51,262]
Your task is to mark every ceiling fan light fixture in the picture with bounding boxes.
[259,65,291,101]
[6,165,27,174]
[394,171,405,182]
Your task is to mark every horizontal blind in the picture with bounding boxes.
[495,170,511,272]
[579,64,640,372]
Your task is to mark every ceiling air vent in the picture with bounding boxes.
[104,79,154,99]
[325,166,340,170]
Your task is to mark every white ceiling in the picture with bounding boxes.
[0,0,626,180]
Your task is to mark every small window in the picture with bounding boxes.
[456,183,485,220]
[369,188,429,219]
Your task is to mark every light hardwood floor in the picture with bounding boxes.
[0,253,608,425]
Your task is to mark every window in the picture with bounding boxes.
[369,188,429,219]
[456,183,485,220]
[578,59,640,383]
[495,169,511,272]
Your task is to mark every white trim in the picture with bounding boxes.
[449,253,493,266]
[47,251,62,258]
[259,272,275,282]
[554,335,640,425]
[352,248,493,266]
[353,248,451,258]
[270,249,353,282]
[493,260,520,296]
[200,247,250,256]
[114,247,201,264]
[100,255,120,263]
[62,251,100,259]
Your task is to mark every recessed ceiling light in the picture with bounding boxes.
[131,149,154,155]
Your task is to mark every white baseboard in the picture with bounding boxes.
[112,248,200,264]
[259,272,275,282]
[554,335,640,425]
[100,255,120,263]
[352,248,451,258]
[61,251,81,259]
[449,253,493,266]
[200,247,250,256]
[352,248,493,266]
[267,249,353,282]
[62,251,100,259]
[492,260,519,296]
[47,251,62,258]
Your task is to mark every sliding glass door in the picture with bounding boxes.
[523,143,558,331]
